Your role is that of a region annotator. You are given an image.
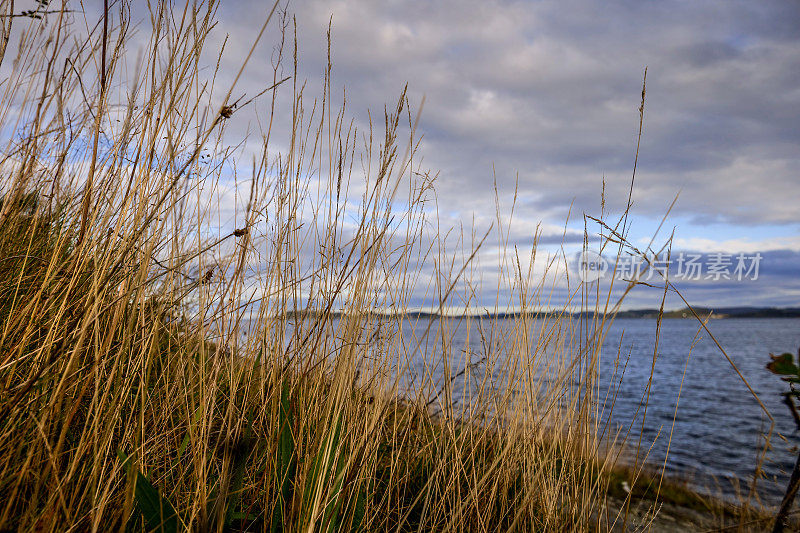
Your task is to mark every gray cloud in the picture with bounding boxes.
[61,0,800,308]
[28,0,800,227]
[215,0,799,306]
[221,0,798,227]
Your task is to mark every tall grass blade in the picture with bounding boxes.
[118,451,180,533]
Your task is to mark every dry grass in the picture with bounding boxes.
[0,2,773,532]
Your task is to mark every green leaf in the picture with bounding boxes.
[176,406,204,461]
[224,410,255,530]
[349,488,367,533]
[301,409,346,532]
[271,380,296,533]
[118,450,180,533]
[767,352,800,376]
[230,511,260,521]
[322,414,347,533]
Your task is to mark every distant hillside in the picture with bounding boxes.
[394,307,800,319]
[293,306,800,320]
[609,307,800,319]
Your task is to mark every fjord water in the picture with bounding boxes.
[252,315,800,503]
[599,318,800,503]
[400,316,800,504]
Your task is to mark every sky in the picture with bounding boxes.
[13,0,800,311]
[213,0,800,310]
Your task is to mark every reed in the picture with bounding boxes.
[0,2,767,531]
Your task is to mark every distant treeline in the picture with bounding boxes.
[282,307,800,320]
[588,306,800,319]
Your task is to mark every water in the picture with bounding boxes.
[403,317,800,504]
[598,318,800,504]
[243,314,800,503]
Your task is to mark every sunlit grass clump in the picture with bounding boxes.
[0,2,765,531]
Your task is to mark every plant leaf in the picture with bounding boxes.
[118,450,180,533]
[767,352,799,376]
[349,488,367,533]
[224,410,255,530]
[271,380,296,533]
[302,409,345,531]
[176,406,203,461]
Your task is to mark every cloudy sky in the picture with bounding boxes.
[212,0,800,310]
[33,0,799,310]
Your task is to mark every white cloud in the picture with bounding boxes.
[670,236,800,254]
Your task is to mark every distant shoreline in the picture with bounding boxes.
[291,306,800,320]
[581,306,800,319]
